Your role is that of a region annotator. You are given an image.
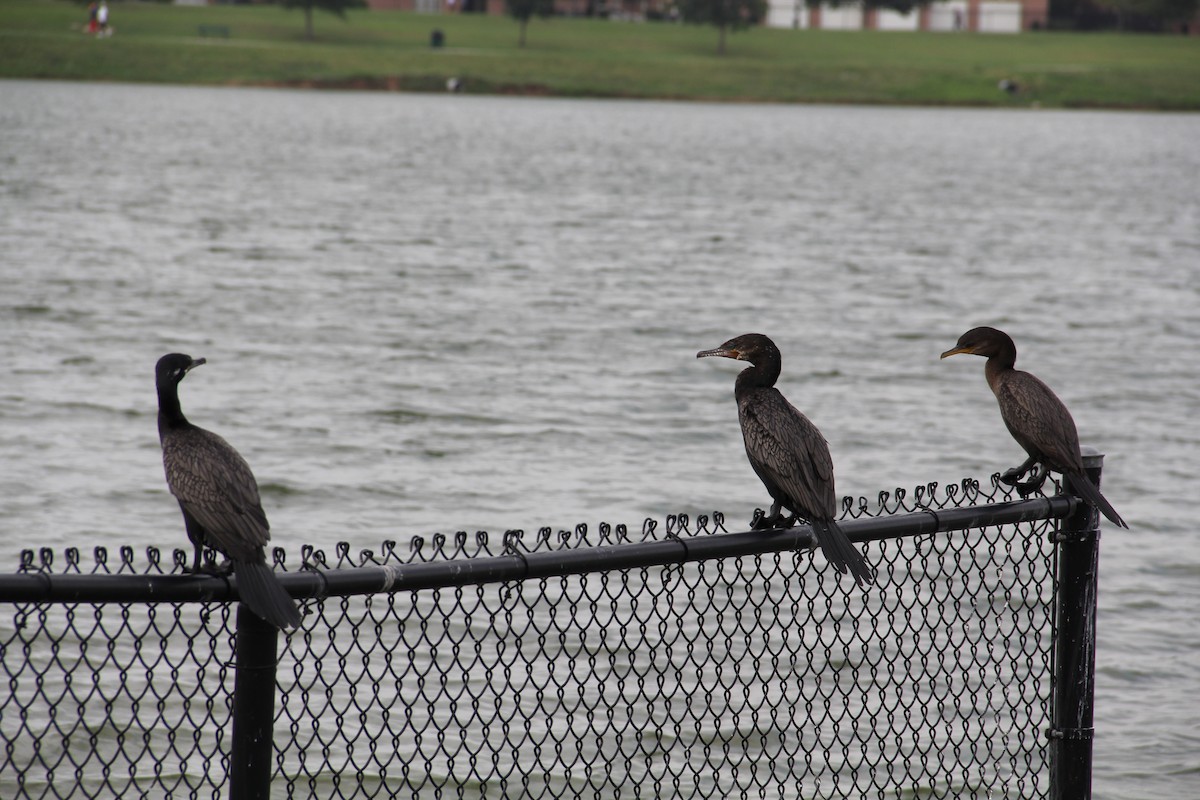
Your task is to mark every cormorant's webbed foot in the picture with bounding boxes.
[999,467,1024,486]
[751,509,776,530]
[186,551,232,576]
[1000,455,1039,487]
[1008,463,1050,498]
[750,508,796,530]
[1014,474,1049,498]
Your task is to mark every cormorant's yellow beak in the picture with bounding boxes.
[940,346,972,359]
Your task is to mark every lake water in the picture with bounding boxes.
[1,80,1197,798]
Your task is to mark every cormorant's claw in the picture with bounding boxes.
[751,511,797,531]
[188,557,234,576]
[1001,455,1041,488]
[999,466,1028,486]
[1003,460,1050,497]
[1014,474,1048,498]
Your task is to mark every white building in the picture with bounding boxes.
[763,0,1044,34]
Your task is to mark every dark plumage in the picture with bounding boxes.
[697,333,875,587]
[941,326,1127,528]
[156,353,302,630]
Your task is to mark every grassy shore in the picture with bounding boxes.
[2,1,1198,108]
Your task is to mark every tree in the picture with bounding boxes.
[1052,0,1198,28]
[505,0,555,48]
[678,0,768,56]
[863,0,922,12]
[281,0,366,41]
[1090,0,1198,28]
[820,0,930,16]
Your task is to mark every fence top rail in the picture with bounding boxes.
[0,495,1074,605]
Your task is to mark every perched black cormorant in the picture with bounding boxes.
[156,353,303,630]
[940,327,1128,528]
[697,333,876,586]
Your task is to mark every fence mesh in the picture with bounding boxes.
[0,476,1060,799]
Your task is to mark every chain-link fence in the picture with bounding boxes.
[0,470,1103,800]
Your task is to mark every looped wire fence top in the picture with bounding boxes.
[0,474,1067,799]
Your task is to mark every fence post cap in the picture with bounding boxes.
[1079,445,1105,469]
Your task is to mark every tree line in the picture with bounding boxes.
[127,0,1195,51]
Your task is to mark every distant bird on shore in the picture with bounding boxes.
[697,333,875,587]
[156,353,302,630]
[940,326,1128,528]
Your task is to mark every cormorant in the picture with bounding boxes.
[156,353,303,630]
[697,333,876,586]
[940,327,1128,528]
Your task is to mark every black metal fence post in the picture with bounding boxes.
[1050,448,1105,800]
[229,604,280,800]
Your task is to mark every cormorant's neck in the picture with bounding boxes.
[734,358,780,393]
[984,346,1016,388]
[157,382,190,429]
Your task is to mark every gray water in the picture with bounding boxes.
[1,80,1197,797]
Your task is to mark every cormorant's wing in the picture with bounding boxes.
[162,426,271,560]
[739,389,836,521]
[994,370,1084,474]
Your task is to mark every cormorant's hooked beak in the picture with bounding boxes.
[697,347,741,361]
[940,346,973,360]
[187,357,207,371]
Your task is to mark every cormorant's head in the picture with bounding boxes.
[940,327,1015,360]
[696,333,779,366]
[155,353,206,389]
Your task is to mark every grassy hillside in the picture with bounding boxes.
[2,1,1198,108]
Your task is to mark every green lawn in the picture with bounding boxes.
[2,1,1198,108]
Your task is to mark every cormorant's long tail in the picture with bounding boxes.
[812,519,876,587]
[235,560,303,630]
[1066,470,1129,529]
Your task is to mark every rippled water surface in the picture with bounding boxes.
[1,80,1198,797]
